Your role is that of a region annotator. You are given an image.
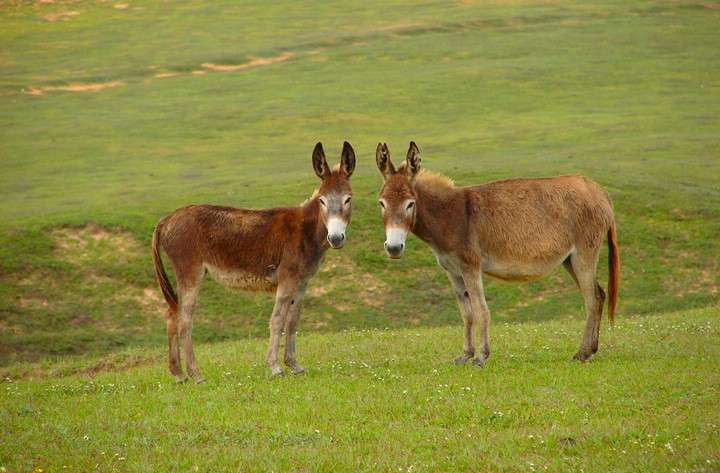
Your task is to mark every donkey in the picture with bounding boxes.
[376,142,619,365]
[152,142,356,381]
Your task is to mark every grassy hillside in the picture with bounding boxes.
[2,306,719,471]
[1,0,719,365]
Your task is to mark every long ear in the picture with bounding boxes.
[312,142,331,179]
[406,141,421,181]
[376,142,395,181]
[340,141,356,178]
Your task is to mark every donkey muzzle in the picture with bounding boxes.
[384,242,405,259]
[327,218,347,249]
[384,227,407,259]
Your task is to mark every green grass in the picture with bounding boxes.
[1,3,719,468]
[2,306,718,471]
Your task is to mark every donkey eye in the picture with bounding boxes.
[319,198,327,207]
[379,200,386,210]
[344,196,352,205]
[406,201,415,211]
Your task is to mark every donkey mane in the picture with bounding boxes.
[415,169,455,190]
[301,189,322,207]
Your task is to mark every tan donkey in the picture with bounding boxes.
[376,142,619,365]
[153,142,356,381]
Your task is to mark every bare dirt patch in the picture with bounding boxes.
[308,258,390,310]
[373,22,424,32]
[0,353,163,380]
[154,51,312,79]
[49,222,166,318]
[664,258,718,298]
[24,80,124,95]
[655,235,719,298]
[52,221,138,263]
[136,287,167,317]
[20,49,311,95]
[41,9,79,21]
[201,52,295,71]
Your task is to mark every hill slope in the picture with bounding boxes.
[1,0,718,364]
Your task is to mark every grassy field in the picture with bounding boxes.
[2,306,719,471]
[0,0,719,469]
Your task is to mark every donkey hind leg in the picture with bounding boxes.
[447,273,475,365]
[177,276,206,383]
[283,282,309,374]
[266,283,296,376]
[566,252,605,362]
[463,271,491,367]
[166,309,186,383]
[562,258,580,290]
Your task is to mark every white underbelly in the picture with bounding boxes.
[481,250,572,282]
[431,244,572,281]
[205,264,278,292]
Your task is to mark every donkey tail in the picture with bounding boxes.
[607,221,619,327]
[152,221,178,315]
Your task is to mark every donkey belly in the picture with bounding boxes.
[481,250,572,282]
[205,264,278,293]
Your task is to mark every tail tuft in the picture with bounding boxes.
[607,223,619,327]
[152,222,178,314]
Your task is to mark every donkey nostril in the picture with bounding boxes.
[384,242,404,254]
[328,233,346,248]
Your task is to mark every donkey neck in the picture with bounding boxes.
[412,179,465,250]
[301,196,331,251]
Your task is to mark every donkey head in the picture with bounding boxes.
[312,141,356,249]
[376,141,421,259]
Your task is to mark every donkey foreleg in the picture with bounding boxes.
[283,283,309,374]
[462,271,491,367]
[447,273,475,364]
[266,285,296,376]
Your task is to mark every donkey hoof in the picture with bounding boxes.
[194,376,206,384]
[290,365,305,375]
[454,354,473,365]
[175,375,189,384]
[572,352,591,362]
[270,366,285,377]
[471,357,486,368]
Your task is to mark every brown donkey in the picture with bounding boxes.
[376,142,619,365]
[152,142,356,381]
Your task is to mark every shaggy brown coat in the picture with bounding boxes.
[376,142,618,364]
[153,142,355,381]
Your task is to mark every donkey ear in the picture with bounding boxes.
[340,141,356,178]
[312,142,331,179]
[376,142,395,181]
[406,141,421,181]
